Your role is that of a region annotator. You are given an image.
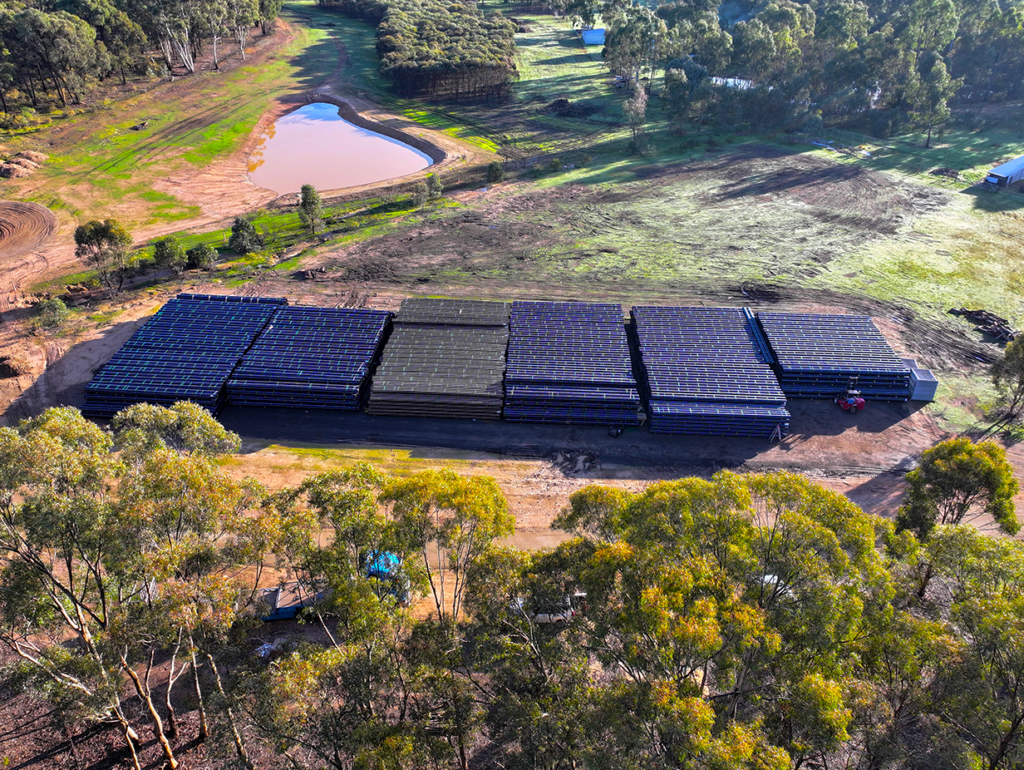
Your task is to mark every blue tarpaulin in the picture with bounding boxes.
[581,28,605,46]
[366,551,402,579]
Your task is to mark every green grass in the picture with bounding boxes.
[511,15,611,104]
[88,309,124,325]
[814,125,1024,197]
[31,268,100,293]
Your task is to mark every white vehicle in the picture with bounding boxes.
[511,592,587,626]
[984,155,1024,189]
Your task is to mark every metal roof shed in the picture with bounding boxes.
[260,582,322,621]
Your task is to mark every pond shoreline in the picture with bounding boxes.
[312,94,448,166]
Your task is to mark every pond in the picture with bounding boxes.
[248,102,433,195]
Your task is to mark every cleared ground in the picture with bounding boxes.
[2,14,1024,769]
[0,201,57,266]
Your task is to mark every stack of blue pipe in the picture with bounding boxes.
[757,312,911,399]
[633,306,790,437]
[82,294,285,418]
[504,301,641,425]
[226,307,392,410]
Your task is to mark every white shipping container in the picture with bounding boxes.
[985,154,1024,187]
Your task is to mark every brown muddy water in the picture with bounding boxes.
[248,102,433,194]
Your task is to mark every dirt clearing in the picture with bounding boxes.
[0,201,57,266]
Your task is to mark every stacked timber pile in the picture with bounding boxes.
[757,312,911,399]
[82,294,286,418]
[504,301,641,426]
[633,306,789,437]
[227,307,391,410]
[368,298,510,419]
[951,307,1018,342]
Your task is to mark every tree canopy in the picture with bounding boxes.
[611,0,1024,133]
[4,409,1024,769]
[318,0,518,99]
[896,437,1019,540]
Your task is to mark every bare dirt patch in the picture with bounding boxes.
[696,147,949,234]
[0,201,57,265]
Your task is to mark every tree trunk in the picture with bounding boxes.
[165,636,183,737]
[916,562,933,599]
[206,652,255,770]
[120,654,179,769]
[159,37,174,70]
[122,721,143,770]
[189,641,209,742]
[988,709,1024,770]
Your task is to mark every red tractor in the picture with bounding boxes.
[836,378,866,413]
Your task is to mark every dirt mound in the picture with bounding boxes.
[0,164,32,179]
[0,151,47,179]
[15,150,47,164]
[0,200,58,263]
[543,98,598,118]
[930,167,961,180]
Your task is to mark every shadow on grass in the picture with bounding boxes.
[959,185,1024,211]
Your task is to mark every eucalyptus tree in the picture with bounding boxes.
[604,4,669,83]
[925,527,1024,769]
[246,465,442,770]
[153,235,187,274]
[0,405,268,770]
[299,184,324,235]
[257,0,282,34]
[57,0,147,84]
[992,333,1024,418]
[73,218,135,291]
[554,471,897,768]
[204,0,228,69]
[896,438,1019,540]
[226,0,257,58]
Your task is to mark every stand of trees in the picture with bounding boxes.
[594,0,1024,135]
[0,0,282,113]
[3,406,1024,769]
[317,0,517,100]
